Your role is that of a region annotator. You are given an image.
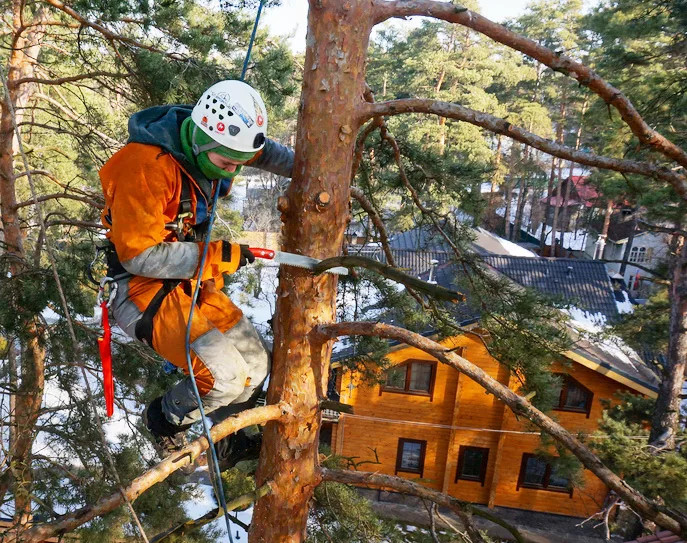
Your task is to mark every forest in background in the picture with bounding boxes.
[0,0,685,541]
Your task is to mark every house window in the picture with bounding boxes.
[396,439,427,477]
[553,374,593,417]
[455,446,489,485]
[382,361,436,398]
[629,246,647,263]
[517,453,572,494]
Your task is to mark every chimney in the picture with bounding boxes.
[566,265,573,277]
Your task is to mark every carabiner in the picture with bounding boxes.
[97,277,118,308]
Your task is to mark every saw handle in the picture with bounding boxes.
[249,247,275,260]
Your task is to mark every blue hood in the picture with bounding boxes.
[127,105,232,223]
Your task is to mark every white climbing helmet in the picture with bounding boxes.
[191,80,268,154]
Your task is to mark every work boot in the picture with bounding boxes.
[215,428,263,472]
[143,396,192,459]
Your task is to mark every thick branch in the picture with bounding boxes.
[360,100,687,198]
[14,404,289,543]
[317,322,687,536]
[373,0,687,175]
[313,255,464,302]
[320,468,523,543]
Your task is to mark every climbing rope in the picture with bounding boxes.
[184,1,267,540]
[0,70,150,543]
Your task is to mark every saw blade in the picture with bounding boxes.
[272,251,349,275]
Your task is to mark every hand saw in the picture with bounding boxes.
[249,247,348,275]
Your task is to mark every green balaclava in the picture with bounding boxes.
[180,117,257,180]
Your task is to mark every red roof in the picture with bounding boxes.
[570,176,600,205]
[625,530,685,543]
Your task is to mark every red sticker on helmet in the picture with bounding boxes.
[256,115,264,127]
[217,122,225,132]
[201,116,208,127]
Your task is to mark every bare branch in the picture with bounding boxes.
[320,468,521,543]
[373,0,687,174]
[11,71,129,87]
[14,403,290,543]
[43,219,104,230]
[317,321,687,536]
[14,192,103,210]
[360,99,687,199]
[350,187,396,266]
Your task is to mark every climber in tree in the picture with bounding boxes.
[99,80,293,465]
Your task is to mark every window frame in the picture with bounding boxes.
[395,438,427,478]
[455,446,489,486]
[381,360,437,400]
[517,453,573,495]
[553,374,593,418]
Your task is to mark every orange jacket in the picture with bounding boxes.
[100,143,242,312]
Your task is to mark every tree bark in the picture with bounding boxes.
[318,321,687,536]
[373,0,687,175]
[249,2,373,541]
[649,233,687,448]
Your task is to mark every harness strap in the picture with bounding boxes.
[135,279,181,347]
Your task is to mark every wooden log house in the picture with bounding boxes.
[323,256,659,518]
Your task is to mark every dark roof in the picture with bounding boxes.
[482,256,619,321]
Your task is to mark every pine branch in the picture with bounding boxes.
[42,0,189,62]
[312,255,465,302]
[359,99,687,197]
[11,71,130,87]
[148,482,272,543]
[316,321,687,537]
[373,0,687,176]
[13,404,291,543]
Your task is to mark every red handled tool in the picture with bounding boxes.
[248,247,348,275]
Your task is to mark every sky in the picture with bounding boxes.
[261,0,534,53]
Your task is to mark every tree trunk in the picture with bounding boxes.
[619,213,638,276]
[540,154,556,251]
[560,99,588,247]
[594,200,614,259]
[512,178,528,241]
[249,2,373,541]
[0,2,48,529]
[649,233,687,448]
[550,169,563,256]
